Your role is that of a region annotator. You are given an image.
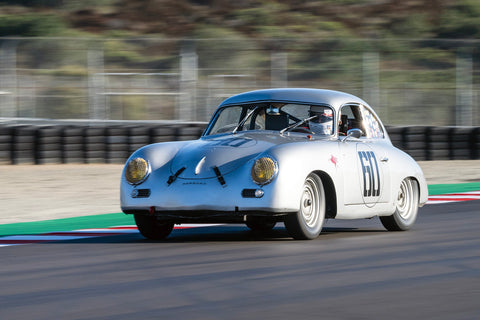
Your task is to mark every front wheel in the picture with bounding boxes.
[134,214,174,240]
[380,178,419,231]
[284,174,325,240]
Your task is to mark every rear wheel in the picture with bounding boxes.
[134,214,174,240]
[380,178,419,231]
[284,174,325,240]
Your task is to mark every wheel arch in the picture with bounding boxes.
[397,174,426,207]
[313,170,337,219]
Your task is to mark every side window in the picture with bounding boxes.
[361,106,384,139]
[339,104,365,136]
[251,109,266,130]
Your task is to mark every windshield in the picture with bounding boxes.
[204,103,334,136]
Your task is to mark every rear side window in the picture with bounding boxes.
[362,106,384,139]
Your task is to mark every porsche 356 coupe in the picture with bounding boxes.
[121,88,428,240]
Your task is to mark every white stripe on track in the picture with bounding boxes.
[427,200,455,204]
[429,195,480,200]
[75,228,139,233]
[2,235,90,241]
[0,223,223,247]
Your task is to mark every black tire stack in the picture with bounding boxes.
[176,126,204,141]
[84,127,106,163]
[451,127,474,160]
[385,126,405,151]
[106,127,130,164]
[474,128,480,159]
[428,127,452,160]
[150,126,176,143]
[62,126,86,163]
[35,126,63,164]
[128,126,152,155]
[11,125,36,164]
[403,126,429,161]
[0,126,13,165]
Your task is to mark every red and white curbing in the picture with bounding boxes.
[0,224,221,248]
[427,191,480,204]
[1,192,480,248]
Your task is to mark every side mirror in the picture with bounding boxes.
[342,128,363,141]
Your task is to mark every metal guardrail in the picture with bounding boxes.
[1,38,480,126]
[0,123,479,165]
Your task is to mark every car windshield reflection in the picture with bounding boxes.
[205,103,334,136]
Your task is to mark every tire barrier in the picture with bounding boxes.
[63,127,85,164]
[106,127,129,164]
[428,127,452,160]
[385,125,480,161]
[403,126,429,161]
[0,123,478,164]
[451,127,474,160]
[475,128,480,159]
[151,127,177,143]
[128,126,152,154]
[36,126,63,164]
[0,126,12,165]
[12,125,37,165]
[84,127,107,164]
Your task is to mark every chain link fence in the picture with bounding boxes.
[1,37,479,126]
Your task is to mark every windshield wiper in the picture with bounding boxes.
[280,115,318,134]
[232,107,259,134]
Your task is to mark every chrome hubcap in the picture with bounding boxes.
[300,177,319,228]
[397,179,413,220]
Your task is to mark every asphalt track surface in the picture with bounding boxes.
[1,201,479,320]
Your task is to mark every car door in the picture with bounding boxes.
[339,104,390,207]
[359,105,391,206]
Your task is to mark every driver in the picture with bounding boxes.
[309,106,333,135]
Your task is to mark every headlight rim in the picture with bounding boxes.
[125,157,151,185]
[251,156,278,186]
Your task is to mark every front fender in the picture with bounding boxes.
[123,141,190,172]
[266,141,341,211]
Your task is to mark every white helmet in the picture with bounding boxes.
[309,106,333,135]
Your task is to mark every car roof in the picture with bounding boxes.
[218,88,369,110]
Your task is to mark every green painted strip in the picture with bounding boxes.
[2,181,480,237]
[428,182,480,196]
[0,213,134,237]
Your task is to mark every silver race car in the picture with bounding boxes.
[121,88,428,240]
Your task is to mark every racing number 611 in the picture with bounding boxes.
[358,151,381,197]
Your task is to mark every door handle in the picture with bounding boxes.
[380,157,389,162]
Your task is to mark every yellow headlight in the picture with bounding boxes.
[251,157,277,185]
[125,157,150,185]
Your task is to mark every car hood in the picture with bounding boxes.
[170,132,292,179]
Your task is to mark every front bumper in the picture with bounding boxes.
[120,175,298,222]
[122,208,290,223]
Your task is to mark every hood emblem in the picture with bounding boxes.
[195,156,207,175]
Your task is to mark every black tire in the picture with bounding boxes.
[134,214,174,240]
[284,174,325,240]
[380,178,419,231]
[246,218,276,232]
